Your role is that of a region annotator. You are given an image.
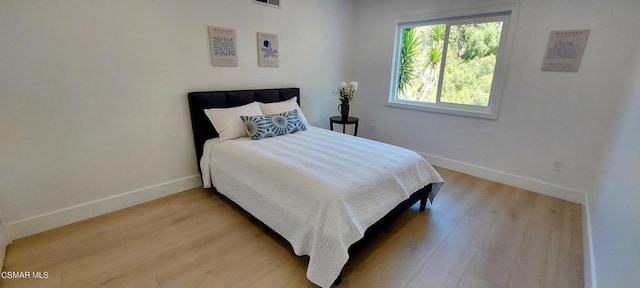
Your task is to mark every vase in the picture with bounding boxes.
[338,102,350,121]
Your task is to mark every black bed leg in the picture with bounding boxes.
[420,197,428,212]
[333,272,343,286]
[419,186,433,212]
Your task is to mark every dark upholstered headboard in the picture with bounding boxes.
[188,88,300,171]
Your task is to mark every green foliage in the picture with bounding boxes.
[441,54,496,106]
[398,25,445,101]
[427,47,442,73]
[429,24,446,42]
[397,28,421,95]
[453,23,502,61]
[396,21,503,106]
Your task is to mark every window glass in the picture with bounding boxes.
[389,7,517,119]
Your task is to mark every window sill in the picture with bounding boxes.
[386,100,498,119]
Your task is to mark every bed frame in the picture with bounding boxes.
[188,87,301,170]
[187,87,433,286]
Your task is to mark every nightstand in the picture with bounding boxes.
[330,116,359,136]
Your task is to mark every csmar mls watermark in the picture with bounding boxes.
[1,271,49,279]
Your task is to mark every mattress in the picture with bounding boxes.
[201,127,443,287]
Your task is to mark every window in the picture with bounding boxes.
[388,5,518,119]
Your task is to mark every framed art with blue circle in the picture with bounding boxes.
[257,32,279,67]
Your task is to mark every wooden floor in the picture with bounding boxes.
[1,168,584,288]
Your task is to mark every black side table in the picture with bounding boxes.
[330,116,359,136]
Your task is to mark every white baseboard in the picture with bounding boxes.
[419,152,594,285]
[419,152,586,204]
[5,175,202,241]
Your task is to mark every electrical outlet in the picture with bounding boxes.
[371,125,376,134]
[553,159,562,172]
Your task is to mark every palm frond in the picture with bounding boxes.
[398,28,422,95]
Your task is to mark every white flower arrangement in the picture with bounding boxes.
[336,81,358,103]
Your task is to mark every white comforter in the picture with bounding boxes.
[201,127,443,287]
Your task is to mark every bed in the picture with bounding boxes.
[188,88,444,287]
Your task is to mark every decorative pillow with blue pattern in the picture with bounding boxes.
[240,109,307,140]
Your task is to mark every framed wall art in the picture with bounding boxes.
[257,32,279,67]
[208,26,238,66]
[253,0,281,9]
[542,29,590,72]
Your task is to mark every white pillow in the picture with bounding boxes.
[259,97,309,126]
[204,102,263,142]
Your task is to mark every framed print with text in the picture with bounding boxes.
[542,29,590,72]
[209,26,238,66]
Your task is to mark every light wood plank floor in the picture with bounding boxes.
[1,168,584,288]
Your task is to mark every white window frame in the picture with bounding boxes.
[387,4,519,119]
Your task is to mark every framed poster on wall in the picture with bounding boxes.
[208,26,238,66]
[542,29,590,72]
[257,32,279,67]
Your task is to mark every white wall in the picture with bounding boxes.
[353,1,640,286]
[0,0,354,240]
[351,0,639,203]
[588,43,640,287]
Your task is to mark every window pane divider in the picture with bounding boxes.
[388,3,519,120]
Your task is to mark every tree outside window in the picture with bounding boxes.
[389,7,517,119]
